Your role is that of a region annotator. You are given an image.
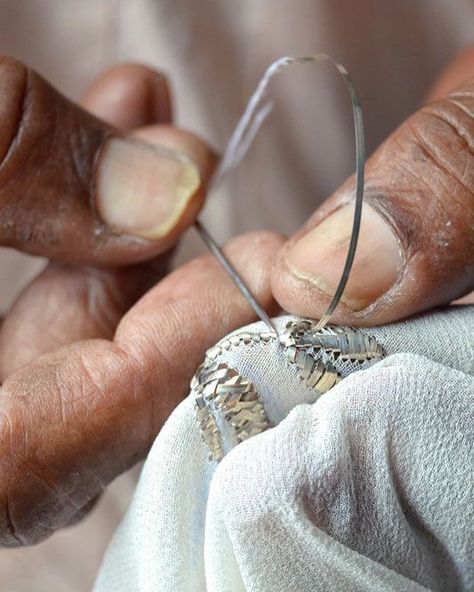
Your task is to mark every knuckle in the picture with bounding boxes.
[228,230,285,252]
[361,83,474,298]
[0,402,46,546]
[414,96,474,199]
[0,56,29,165]
[80,267,124,336]
[0,55,26,72]
[370,87,474,256]
[0,57,109,256]
[0,375,86,547]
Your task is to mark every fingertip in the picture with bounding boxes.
[135,124,219,184]
[272,232,404,328]
[82,63,172,129]
[0,58,206,266]
[95,127,218,248]
[274,203,404,319]
[426,45,474,102]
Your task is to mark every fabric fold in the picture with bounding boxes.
[94,306,474,592]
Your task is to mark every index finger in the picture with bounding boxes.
[0,231,283,546]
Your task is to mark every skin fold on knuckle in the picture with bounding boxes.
[374,84,474,302]
[0,56,113,259]
[0,57,28,165]
[0,395,68,546]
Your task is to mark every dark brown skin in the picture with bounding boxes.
[0,48,472,547]
[273,48,474,324]
[0,230,283,545]
[0,60,283,546]
[0,57,215,265]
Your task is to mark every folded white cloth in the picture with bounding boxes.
[94,306,474,592]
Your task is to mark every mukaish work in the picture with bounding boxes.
[281,319,385,392]
[193,322,384,461]
[192,54,375,461]
[193,361,271,462]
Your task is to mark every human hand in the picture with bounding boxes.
[0,58,283,546]
[272,48,474,325]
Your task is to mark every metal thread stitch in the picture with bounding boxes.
[193,321,385,461]
[193,362,270,461]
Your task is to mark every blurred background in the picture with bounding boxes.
[0,0,472,589]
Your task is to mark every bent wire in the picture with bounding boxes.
[193,54,366,334]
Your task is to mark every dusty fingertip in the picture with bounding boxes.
[82,63,172,128]
[225,230,286,254]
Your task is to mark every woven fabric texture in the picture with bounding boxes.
[94,306,474,592]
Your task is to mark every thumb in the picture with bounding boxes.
[0,57,215,265]
[272,51,474,326]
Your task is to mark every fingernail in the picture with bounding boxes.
[97,137,201,239]
[285,204,403,311]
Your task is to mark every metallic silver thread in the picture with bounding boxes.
[193,54,366,335]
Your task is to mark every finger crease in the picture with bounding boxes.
[22,458,80,512]
[0,67,31,170]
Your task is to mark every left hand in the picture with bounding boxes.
[0,63,283,546]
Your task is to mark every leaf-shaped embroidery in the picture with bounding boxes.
[192,320,385,460]
[285,344,341,393]
[299,327,383,361]
[282,320,384,392]
[195,395,224,461]
[283,320,384,362]
[192,362,270,461]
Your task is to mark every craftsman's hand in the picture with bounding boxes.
[0,59,284,546]
[272,48,474,326]
[0,228,281,548]
[0,57,217,264]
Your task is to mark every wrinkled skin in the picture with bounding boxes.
[273,49,474,324]
[0,58,214,265]
[0,48,472,546]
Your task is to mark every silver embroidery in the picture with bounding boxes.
[193,319,385,460]
[192,362,270,462]
[281,320,384,393]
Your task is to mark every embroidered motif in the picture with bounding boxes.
[192,362,270,462]
[192,319,385,460]
[281,320,384,393]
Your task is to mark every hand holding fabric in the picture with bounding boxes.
[0,60,283,546]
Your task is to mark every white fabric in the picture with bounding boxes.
[0,3,473,590]
[94,306,474,592]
